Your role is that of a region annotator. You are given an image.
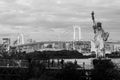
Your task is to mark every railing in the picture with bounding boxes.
[0,59,94,70]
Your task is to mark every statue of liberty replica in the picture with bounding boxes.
[91,11,109,58]
[91,12,120,80]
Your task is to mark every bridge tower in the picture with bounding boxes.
[73,25,82,50]
[17,33,24,45]
[73,25,81,41]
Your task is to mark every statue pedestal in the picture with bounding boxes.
[91,57,117,80]
[92,58,111,69]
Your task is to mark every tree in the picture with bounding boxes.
[91,59,120,80]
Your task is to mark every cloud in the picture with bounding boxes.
[0,0,119,41]
[16,0,32,6]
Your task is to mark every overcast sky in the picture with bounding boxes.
[0,0,120,42]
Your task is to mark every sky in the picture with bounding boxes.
[0,0,120,43]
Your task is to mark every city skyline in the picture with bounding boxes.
[0,0,120,42]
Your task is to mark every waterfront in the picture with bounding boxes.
[51,58,120,69]
[0,57,119,80]
[1,58,120,70]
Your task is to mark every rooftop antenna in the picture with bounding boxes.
[21,33,24,44]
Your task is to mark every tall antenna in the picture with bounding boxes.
[17,35,20,45]
[21,33,24,44]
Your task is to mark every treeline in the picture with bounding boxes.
[28,50,92,59]
[0,50,95,60]
[106,51,120,58]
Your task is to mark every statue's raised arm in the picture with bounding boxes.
[91,11,95,25]
[91,11,97,33]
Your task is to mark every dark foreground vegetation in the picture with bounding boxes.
[0,61,89,80]
[0,58,119,80]
[28,62,88,80]
[0,50,120,80]
[91,59,120,80]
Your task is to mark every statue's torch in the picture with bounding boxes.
[91,11,95,25]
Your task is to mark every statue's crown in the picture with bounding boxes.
[97,22,102,27]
